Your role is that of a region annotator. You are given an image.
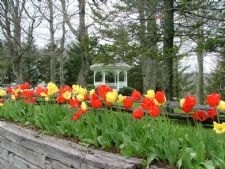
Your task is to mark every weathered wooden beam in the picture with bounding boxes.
[0,121,142,169]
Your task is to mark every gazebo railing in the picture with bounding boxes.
[94,82,126,90]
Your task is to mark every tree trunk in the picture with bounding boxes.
[3,0,23,83]
[77,0,89,87]
[174,58,179,99]
[60,0,66,86]
[12,57,23,83]
[1,0,36,84]
[163,0,174,100]
[48,0,56,83]
[142,59,156,92]
[138,0,158,93]
[197,47,204,104]
[13,1,23,83]
[144,0,158,92]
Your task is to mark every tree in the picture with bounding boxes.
[64,43,82,85]
[32,0,58,82]
[64,37,98,86]
[59,0,66,86]
[173,59,195,99]
[207,53,225,98]
[205,11,225,97]
[138,0,159,92]
[0,42,11,84]
[1,0,38,83]
[60,0,104,87]
[163,0,174,100]
[175,0,224,103]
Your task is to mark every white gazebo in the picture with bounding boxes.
[90,63,132,91]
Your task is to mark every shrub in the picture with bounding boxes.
[119,86,135,96]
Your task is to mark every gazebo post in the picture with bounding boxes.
[124,71,128,86]
[116,71,120,91]
[94,71,96,86]
[114,72,117,87]
[102,71,106,84]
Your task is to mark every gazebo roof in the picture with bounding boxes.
[90,62,132,72]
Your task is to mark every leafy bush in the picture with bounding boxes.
[119,86,135,96]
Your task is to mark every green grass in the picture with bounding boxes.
[0,101,224,169]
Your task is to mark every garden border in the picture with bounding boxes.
[0,121,142,169]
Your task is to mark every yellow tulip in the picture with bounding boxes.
[106,90,117,103]
[90,89,95,98]
[180,99,185,107]
[47,82,58,96]
[118,94,126,102]
[0,89,7,97]
[11,95,16,101]
[79,87,87,96]
[13,89,20,97]
[62,91,72,100]
[45,96,50,102]
[213,122,225,134]
[145,90,155,99]
[81,102,87,110]
[40,92,47,97]
[218,100,225,111]
[77,94,84,101]
[72,85,80,94]
[0,103,3,106]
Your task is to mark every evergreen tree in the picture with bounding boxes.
[64,37,98,86]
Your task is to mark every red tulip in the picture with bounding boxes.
[207,107,217,118]
[123,97,133,109]
[24,97,36,104]
[193,110,207,122]
[131,90,142,101]
[7,87,13,94]
[148,105,160,117]
[79,108,88,115]
[84,95,89,101]
[69,99,80,109]
[106,101,112,107]
[182,96,196,113]
[19,82,30,90]
[36,86,48,96]
[155,91,166,104]
[22,90,34,98]
[71,112,81,121]
[0,99,5,104]
[90,98,102,108]
[30,97,36,104]
[59,85,72,95]
[91,93,99,100]
[56,95,66,104]
[141,98,155,110]
[132,109,144,119]
[206,93,220,107]
[97,85,112,100]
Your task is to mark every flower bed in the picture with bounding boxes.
[0,82,225,168]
